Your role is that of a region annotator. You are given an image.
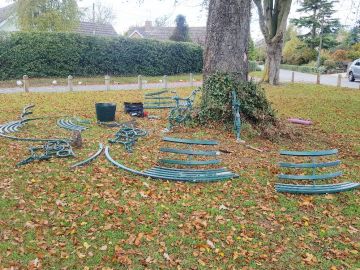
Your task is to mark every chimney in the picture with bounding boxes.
[145,20,152,31]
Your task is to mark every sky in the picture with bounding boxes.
[0,0,359,40]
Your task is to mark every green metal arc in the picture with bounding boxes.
[105,146,236,183]
[70,143,104,168]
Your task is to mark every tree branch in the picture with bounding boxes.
[253,0,271,42]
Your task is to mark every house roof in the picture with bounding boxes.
[0,3,15,24]
[76,21,118,37]
[128,25,206,46]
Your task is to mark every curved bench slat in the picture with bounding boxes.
[70,143,103,168]
[278,171,342,180]
[280,149,338,156]
[163,137,218,145]
[159,159,221,166]
[279,160,341,168]
[145,168,233,177]
[160,148,220,156]
[153,166,227,173]
[275,182,360,194]
[105,146,237,183]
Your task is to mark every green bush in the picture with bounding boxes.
[199,73,276,127]
[323,60,337,69]
[280,64,323,74]
[0,32,203,80]
[249,61,261,72]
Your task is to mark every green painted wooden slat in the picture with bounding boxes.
[159,159,221,166]
[163,137,218,145]
[160,147,220,156]
[279,160,341,168]
[278,171,342,180]
[144,97,173,100]
[143,105,175,109]
[154,166,227,173]
[145,168,233,177]
[144,90,168,96]
[280,149,338,156]
[275,182,360,194]
[144,102,175,105]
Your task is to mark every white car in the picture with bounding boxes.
[348,59,360,82]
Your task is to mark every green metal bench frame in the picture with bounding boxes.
[276,149,360,194]
[167,89,199,130]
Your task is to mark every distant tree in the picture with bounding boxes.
[283,34,316,65]
[170,14,190,42]
[82,1,116,24]
[291,0,341,50]
[154,15,170,27]
[16,0,80,32]
[248,38,257,60]
[346,21,360,46]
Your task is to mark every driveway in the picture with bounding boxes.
[278,69,359,89]
[0,70,358,94]
[0,81,203,94]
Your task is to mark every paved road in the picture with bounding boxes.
[0,81,203,94]
[276,69,360,89]
[0,70,359,94]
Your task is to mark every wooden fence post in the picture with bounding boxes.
[138,75,143,90]
[337,74,341,88]
[316,73,320,84]
[190,73,194,87]
[163,75,168,89]
[291,71,295,83]
[23,75,29,93]
[105,75,111,91]
[68,75,73,92]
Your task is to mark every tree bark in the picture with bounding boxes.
[263,39,284,85]
[253,0,292,85]
[203,0,251,82]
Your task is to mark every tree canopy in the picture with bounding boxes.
[169,14,190,42]
[16,0,80,32]
[291,0,341,49]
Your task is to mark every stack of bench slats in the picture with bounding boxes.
[276,149,360,194]
[142,137,238,182]
[143,90,175,109]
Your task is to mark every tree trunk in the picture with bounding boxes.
[203,0,251,83]
[262,39,284,85]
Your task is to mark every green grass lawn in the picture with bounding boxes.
[0,73,203,88]
[0,83,359,269]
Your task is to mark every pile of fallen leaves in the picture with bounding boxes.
[0,84,359,269]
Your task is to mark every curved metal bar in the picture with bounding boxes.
[105,146,237,183]
[57,118,87,132]
[70,143,103,168]
[3,121,21,134]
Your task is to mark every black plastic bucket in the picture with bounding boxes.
[95,103,116,122]
[124,102,144,117]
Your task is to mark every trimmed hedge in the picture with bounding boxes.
[280,64,322,74]
[0,32,203,80]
